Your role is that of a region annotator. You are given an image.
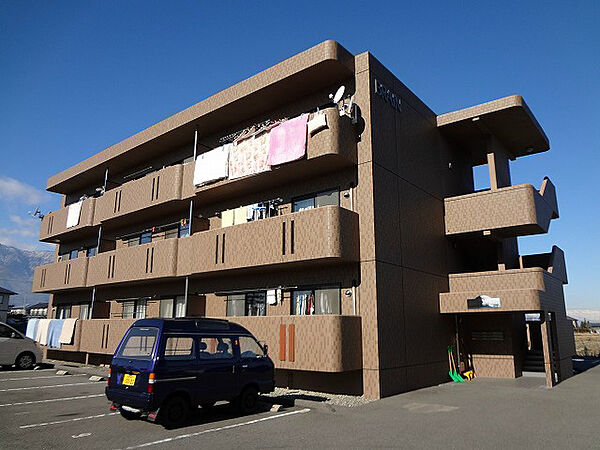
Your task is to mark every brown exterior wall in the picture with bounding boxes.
[33,40,574,399]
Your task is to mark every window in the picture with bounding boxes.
[159,296,186,318]
[239,336,264,359]
[164,337,194,359]
[159,299,174,318]
[226,292,266,317]
[56,305,71,319]
[79,303,90,319]
[198,337,233,359]
[86,247,97,257]
[164,227,178,239]
[0,324,12,338]
[292,189,339,212]
[116,327,158,360]
[140,232,152,245]
[226,295,245,317]
[291,287,340,315]
[127,237,139,247]
[178,221,190,238]
[69,249,79,260]
[122,299,146,319]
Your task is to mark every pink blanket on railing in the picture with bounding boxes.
[267,114,308,166]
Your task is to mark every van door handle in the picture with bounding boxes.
[242,364,248,369]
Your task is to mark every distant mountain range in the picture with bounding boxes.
[0,243,53,307]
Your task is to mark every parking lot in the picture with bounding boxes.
[1,361,599,449]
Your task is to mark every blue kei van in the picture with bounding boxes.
[105,318,275,428]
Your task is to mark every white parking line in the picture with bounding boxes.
[72,433,92,439]
[20,412,119,429]
[0,382,99,392]
[0,393,105,408]
[0,374,85,382]
[0,368,54,375]
[117,408,311,450]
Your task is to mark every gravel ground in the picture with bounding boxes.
[264,387,372,407]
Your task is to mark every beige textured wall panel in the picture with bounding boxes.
[445,182,558,236]
[177,206,358,276]
[87,238,178,286]
[33,257,89,293]
[79,318,136,354]
[95,164,183,223]
[230,315,362,372]
[39,197,96,242]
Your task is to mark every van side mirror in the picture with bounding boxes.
[262,343,268,356]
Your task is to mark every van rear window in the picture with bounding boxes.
[116,327,158,360]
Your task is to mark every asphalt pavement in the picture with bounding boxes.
[0,362,598,449]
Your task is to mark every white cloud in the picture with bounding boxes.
[0,176,50,206]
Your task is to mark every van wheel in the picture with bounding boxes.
[16,352,35,370]
[119,408,141,421]
[160,396,189,429]
[237,386,259,414]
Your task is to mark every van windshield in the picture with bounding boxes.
[116,327,159,360]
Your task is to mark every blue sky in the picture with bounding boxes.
[0,1,598,308]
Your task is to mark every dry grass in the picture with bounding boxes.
[574,332,600,356]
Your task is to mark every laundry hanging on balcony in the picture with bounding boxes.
[36,319,51,345]
[59,318,78,344]
[193,144,231,186]
[46,319,65,348]
[66,200,83,228]
[25,318,40,339]
[228,129,271,180]
[268,113,309,166]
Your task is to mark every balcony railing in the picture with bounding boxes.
[444,178,559,237]
[39,197,97,243]
[177,206,359,277]
[439,247,567,313]
[32,257,89,293]
[86,238,179,286]
[49,315,362,373]
[95,164,184,224]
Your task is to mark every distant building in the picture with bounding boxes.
[27,303,49,318]
[0,286,17,322]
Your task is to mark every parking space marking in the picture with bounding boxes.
[0,393,105,408]
[72,433,92,439]
[20,412,119,429]
[0,382,98,392]
[0,368,54,375]
[0,374,86,382]
[117,408,311,450]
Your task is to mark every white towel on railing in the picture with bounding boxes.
[37,319,51,345]
[59,318,77,344]
[193,144,230,186]
[66,201,83,228]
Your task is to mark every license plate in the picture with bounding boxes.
[122,374,136,386]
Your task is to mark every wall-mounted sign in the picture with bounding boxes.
[467,295,501,309]
[374,78,402,112]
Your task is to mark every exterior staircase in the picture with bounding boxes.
[523,350,545,372]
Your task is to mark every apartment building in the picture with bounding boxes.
[32,40,574,398]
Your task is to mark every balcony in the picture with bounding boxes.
[78,319,136,354]
[191,107,357,204]
[231,315,362,372]
[439,247,567,313]
[86,238,179,287]
[32,257,89,293]
[39,197,97,243]
[444,178,559,237]
[50,315,362,373]
[177,205,359,277]
[94,164,185,225]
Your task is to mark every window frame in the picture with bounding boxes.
[290,285,341,316]
[292,188,340,213]
[162,335,195,360]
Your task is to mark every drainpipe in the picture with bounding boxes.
[184,276,189,314]
[89,286,96,320]
[193,128,198,161]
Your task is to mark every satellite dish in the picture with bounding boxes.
[329,85,345,104]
